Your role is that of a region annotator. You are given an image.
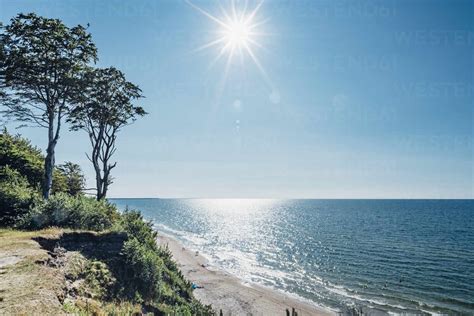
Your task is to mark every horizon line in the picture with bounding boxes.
[107,197,474,200]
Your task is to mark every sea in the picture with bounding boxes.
[111,199,474,315]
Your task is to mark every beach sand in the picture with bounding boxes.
[157,234,334,316]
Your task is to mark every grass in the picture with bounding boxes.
[0,228,65,315]
[0,228,210,315]
[0,228,145,315]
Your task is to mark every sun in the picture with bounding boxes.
[186,0,274,102]
[225,19,251,48]
[187,0,267,67]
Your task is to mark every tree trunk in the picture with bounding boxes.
[43,125,56,199]
[96,168,109,200]
[97,183,107,200]
[100,167,110,200]
[94,159,103,200]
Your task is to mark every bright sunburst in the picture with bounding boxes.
[225,19,251,48]
[187,0,268,71]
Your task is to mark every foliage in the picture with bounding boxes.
[122,237,164,303]
[55,162,85,196]
[0,12,209,316]
[0,166,40,226]
[0,128,43,188]
[19,193,119,231]
[0,129,85,194]
[83,260,116,299]
[51,168,68,195]
[116,210,214,315]
[0,13,97,198]
[68,67,146,200]
[63,299,142,316]
[117,210,158,250]
[0,129,89,225]
[0,130,88,225]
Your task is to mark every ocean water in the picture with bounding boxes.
[111,199,474,315]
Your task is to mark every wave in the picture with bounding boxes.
[112,198,474,315]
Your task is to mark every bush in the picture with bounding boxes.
[0,128,44,188]
[116,210,214,315]
[0,129,85,198]
[117,210,158,250]
[20,193,120,230]
[0,166,40,226]
[54,162,85,196]
[84,260,116,299]
[122,237,164,302]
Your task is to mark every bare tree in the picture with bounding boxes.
[68,67,145,200]
[0,13,97,198]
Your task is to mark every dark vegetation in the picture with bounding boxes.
[0,13,97,199]
[0,13,143,201]
[0,130,213,314]
[0,12,214,315]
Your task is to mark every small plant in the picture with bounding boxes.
[84,261,116,299]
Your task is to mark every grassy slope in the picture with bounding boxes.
[0,229,144,316]
[0,228,65,315]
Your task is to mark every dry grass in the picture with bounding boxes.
[0,228,144,315]
[0,228,65,315]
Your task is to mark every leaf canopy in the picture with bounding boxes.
[0,13,97,127]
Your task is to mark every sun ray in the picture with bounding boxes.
[192,36,228,53]
[243,42,273,88]
[187,0,266,59]
[245,0,264,24]
[240,0,249,21]
[231,0,238,22]
[247,17,271,30]
[246,37,264,50]
[185,0,230,30]
[207,41,232,71]
[187,0,274,95]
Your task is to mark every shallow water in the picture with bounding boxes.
[111,199,474,314]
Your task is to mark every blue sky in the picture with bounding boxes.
[1,0,472,198]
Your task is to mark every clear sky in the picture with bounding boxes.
[1,0,473,198]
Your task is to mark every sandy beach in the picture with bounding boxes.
[157,234,334,316]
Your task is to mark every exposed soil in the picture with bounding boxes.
[0,229,66,315]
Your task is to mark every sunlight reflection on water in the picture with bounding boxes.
[112,198,474,315]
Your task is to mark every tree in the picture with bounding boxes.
[0,13,97,199]
[56,162,85,196]
[0,128,44,188]
[69,67,145,200]
[0,128,80,195]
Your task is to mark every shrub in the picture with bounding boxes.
[0,166,40,226]
[116,210,214,315]
[54,162,85,196]
[0,128,44,188]
[0,129,84,197]
[117,210,158,250]
[122,237,164,303]
[20,193,120,230]
[84,260,116,299]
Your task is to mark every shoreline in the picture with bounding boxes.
[156,233,335,316]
